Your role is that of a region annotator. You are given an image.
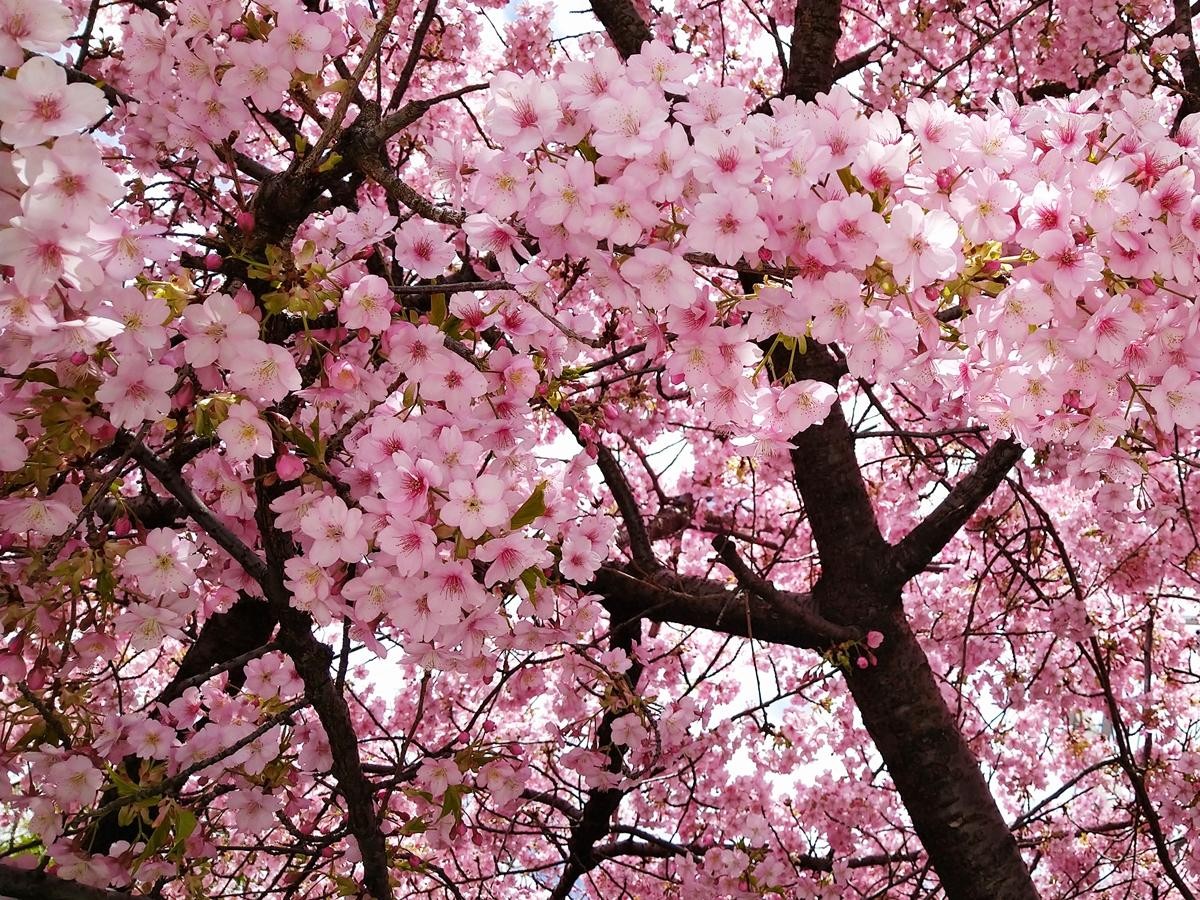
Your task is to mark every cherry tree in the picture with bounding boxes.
[2,0,1200,897]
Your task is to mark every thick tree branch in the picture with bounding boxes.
[377,84,488,140]
[548,614,644,899]
[711,535,859,644]
[250,460,393,900]
[154,601,276,706]
[592,563,839,650]
[784,0,844,101]
[127,439,270,584]
[887,438,1022,585]
[0,865,144,900]
[1174,0,1200,120]
[588,0,653,59]
[354,152,465,225]
[558,409,655,568]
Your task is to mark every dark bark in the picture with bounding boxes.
[844,608,1040,900]
[784,0,844,101]
[1175,0,1200,122]
[549,617,645,899]
[593,563,856,650]
[888,438,1023,585]
[155,594,275,706]
[251,459,394,900]
[588,0,653,59]
[0,864,144,900]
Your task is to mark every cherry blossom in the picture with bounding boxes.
[0,57,105,147]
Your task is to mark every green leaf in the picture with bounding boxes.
[20,368,59,387]
[400,816,427,836]
[172,808,198,856]
[519,565,542,596]
[262,291,290,315]
[509,482,547,529]
[429,292,447,326]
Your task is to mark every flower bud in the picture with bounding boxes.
[204,253,223,271]
[235,211,255,232]
[172,380,195,410]
[276,453,305,481]
[326,358,359,391]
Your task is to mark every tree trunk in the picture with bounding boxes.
[844,605,1040,900]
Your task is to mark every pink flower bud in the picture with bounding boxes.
[172,380,195,410]
[204,253,223,271]
[69,351,88,366]
[671,371,685,385]
[113,516,132,537]
[275,453,305,481]
[326,358,358,390]
[235,211,255,232]
[866,630,884,649]
[585,444,598,460]
[578,424,595,442]
[924,285,940,301]
[1138,278,1157,295]
[230,22,248,39]
[935,169,954,191]
[758,246,773,262]
[457,731,471,743]
[483,719,497,733]
[982,259,1001,274]
[856,656,869,669]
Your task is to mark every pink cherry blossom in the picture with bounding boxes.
[0,57,106,148]
[217,402,274,461]
[686,188,767,265]
[94,357,176,429]
[123,527,201,595]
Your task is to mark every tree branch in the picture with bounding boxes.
[0,865,144,900]
[558,409,656,568]
[249,459,393,900]
[127,439,270,584]
[588,0,653,59]
[887,438,1022,585]
[1174,0,1200,121]
[354,152,465,225]
[784,0,844,101]
[591,563,842,650]
[711,535,859,644]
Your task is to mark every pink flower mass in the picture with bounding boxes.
[4,4,1200,900]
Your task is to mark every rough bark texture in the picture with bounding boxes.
[0,864,144,900]
[588,0,654,59]
[785,0,843,101]
[1175,0,1200,121]
[844,610,1040,900]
